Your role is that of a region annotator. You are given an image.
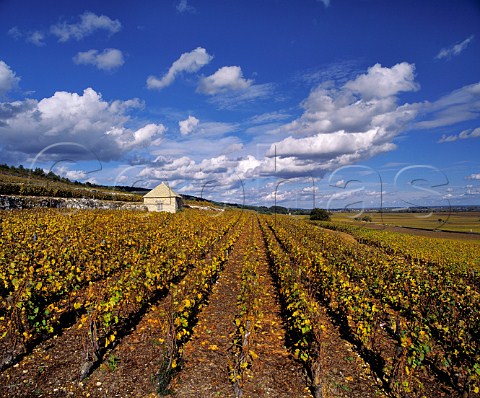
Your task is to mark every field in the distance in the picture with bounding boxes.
[330,211,480,236]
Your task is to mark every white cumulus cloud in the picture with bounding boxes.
[438,127,480,143]
[269,129,389,159]
[282,64,419,138]
[197,66,253,95]
[0,61,20,97]
[130,124,166,147]
[73,48,125,70]
[344,62,419,99]
[179,116,200,135]
[435,35,475,60]
[55,167,88,181]
[0,87,161,162]
[253,63,420,177]
[50,11,121,42]
[147,47,213,90]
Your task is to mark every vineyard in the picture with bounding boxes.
[0,208,479,397]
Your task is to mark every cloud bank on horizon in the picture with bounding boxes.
[0,1,479,208]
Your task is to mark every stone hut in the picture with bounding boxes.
[143,182,183,213]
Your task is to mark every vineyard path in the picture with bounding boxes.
[172,215,312,398]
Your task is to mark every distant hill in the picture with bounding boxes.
[0,164,143,202]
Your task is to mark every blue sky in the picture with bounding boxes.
[0,0,479,210]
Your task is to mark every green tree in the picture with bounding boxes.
[310,208,331,221]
